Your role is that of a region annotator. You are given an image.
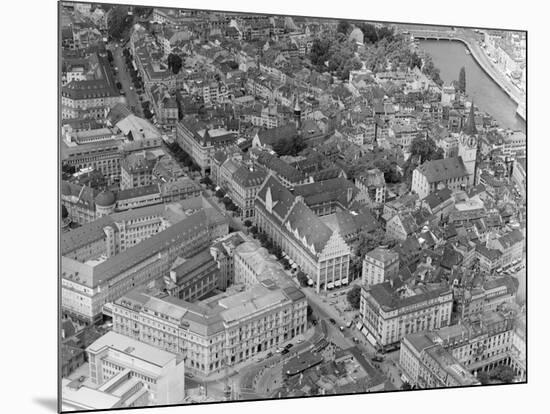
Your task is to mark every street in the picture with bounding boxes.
[110,45,144,117]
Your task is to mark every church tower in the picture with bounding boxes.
[458,103,478,186]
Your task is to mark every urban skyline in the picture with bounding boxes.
[59,1,526,412]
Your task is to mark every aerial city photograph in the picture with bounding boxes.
[59,1,527,411]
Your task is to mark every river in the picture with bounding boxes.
[419,40,526,132]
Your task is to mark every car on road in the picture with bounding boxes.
[78,376,86,382]
[371,356,384,362]
[329,318,336,325]
[296,339,304,344]
[285,343,294,349]
[281,349,290,355]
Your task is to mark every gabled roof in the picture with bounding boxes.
[286,201,333,253]
[256,175,296,221]
[424,187,453,210]
[232,165,267,188]
[416,157,469,183]
[497,229,524,249]
[293,178,357,208]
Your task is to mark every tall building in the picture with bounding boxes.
[120,151,158,190]
[362,248,399,286]
[359,281,453,350]
[400,310,523,387]
[255,176,351,292]
[111,283,307,375]
[61,208,228,325]
[457,103,479,186]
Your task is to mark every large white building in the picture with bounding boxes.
[255,176,351,292]
[176,120,238,174]
[111,283,307,375]
[400,310,524,387]
[360,281,453,350]
[86,331,186,406]
[61,207,228,325]
[362,248,399,286]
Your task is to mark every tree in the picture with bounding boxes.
[458,66,466,94]
[358,23,378,44]
[258,233,268,245]
[337,20,352,36]
[250,225,258,235]
[476,371,490,385]
[167,53,183,75]
[490,366,515,384]
[410,136,444,164]
[306,304,314,320]
[422,55,443,86]
[200,176,212,186]
[108,6,133,40]
[243,220,252,228]
[346,285,361,310]
[355,228,387,260]
[297,271,309,287]
[215,189,225,199]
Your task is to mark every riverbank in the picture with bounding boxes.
[409,28,525,110]
[419,38,525,131]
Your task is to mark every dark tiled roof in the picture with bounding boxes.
[497,229,524,249]
[367,282,451,311]
[232,165,267,188]
[286,201,333,253]
[256,175,296,221]
[293,178,357,208]
[416,157,469,183]
[252,149,306,183]
[475,244,502,261]
[257,124,298,146]
[424,187,453,210]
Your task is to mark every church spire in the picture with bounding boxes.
[463,102,477,136]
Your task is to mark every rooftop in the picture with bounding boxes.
[416,157,469,183]
[87,331,176,368]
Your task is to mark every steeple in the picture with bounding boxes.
[463,102,477,136]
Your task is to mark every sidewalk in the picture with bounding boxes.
[194,325,318,384]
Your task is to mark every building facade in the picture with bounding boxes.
[360,282,453,350]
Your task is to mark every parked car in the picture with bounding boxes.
[266,352,273,358]
[296,339,304,344]
[285,343,294,349]
[281,349,290,355]
[372,356,384,362]
[78,376,85,382]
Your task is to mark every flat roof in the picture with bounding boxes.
[87,331,176,368]
[61,378,120,410]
